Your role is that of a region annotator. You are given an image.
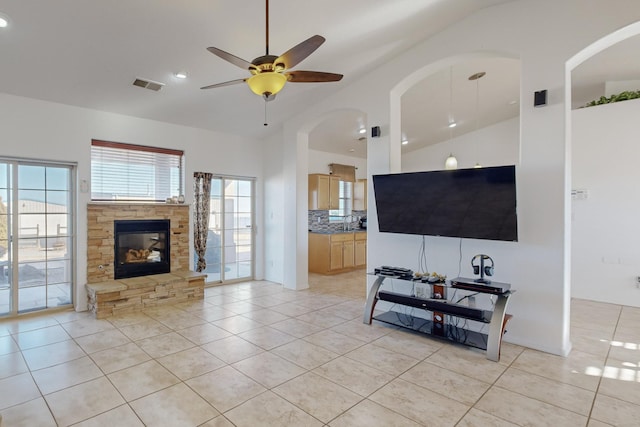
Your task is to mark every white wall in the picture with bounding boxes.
[307,149,367,180]
[263,130,285,284]
[0,93,265,311]
[572,98,640,306]
[273,0,640,356]
[401,117,519,172]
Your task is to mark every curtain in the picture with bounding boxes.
[329,163,356,182]
[193,172,213,272]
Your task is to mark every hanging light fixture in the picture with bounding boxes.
[444,66,458,170]
[469,71,486,168]
[445,153,458,169]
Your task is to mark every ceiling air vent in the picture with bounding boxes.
[132,78,165,91]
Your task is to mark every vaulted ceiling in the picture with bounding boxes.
[1,1,638,159]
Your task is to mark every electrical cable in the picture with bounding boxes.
[418,235,429,274]
[457,238,463,278]
[456,292,480,304]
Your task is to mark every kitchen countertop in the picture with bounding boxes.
[309,229,367,234]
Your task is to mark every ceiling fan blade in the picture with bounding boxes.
[200,78,247,90]
[275,35,325,70]
[206,47,255,71]
[286,70,343,83]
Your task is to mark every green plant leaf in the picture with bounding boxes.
[584,90,640,108]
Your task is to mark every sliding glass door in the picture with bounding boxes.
[0,160,74,316]
[198,176,254,283]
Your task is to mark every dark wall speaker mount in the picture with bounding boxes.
[534,90,547,107]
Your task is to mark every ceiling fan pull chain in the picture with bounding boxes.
[264,101,268,126]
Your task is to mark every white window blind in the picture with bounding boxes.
[329,181,353,220]
[91,140,184,202]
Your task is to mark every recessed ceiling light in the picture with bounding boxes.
[358,128,366,134]
[448,121,457,128]
[349,148,355,152]
[0,14,10,28]
[401,139,408,145]
[508,100,518,105]
[174,71,187,79]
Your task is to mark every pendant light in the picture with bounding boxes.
[469,71,486,168]
[444,66,458,170]
[445,153,458,170]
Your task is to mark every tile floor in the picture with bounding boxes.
[0,270,639,426]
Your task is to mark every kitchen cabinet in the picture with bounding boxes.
[354,232,366,267]
[309,232,366,274]
[353,179,367,211]
[342,239,355,268]
[308,174,340,210]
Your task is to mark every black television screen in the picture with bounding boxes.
[372,165,518,241]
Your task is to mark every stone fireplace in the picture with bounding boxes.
[87,203,189,283]
[86,203,204,318]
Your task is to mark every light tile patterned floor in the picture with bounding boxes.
[0,270,639,426]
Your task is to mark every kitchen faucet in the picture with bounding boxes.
[343,214,358,231]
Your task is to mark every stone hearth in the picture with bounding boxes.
[86,270,205,318]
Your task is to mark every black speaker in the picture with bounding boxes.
[534,90,547,107]
[371,126,381,138]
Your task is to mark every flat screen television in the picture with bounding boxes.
[372,165,518,241]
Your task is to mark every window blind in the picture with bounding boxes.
[329,181,353,220]
[91,140,184,202]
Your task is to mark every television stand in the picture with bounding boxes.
[363,274,513,361]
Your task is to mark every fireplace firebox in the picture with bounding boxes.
[114,219,170,279]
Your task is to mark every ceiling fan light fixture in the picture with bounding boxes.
[247,72,286,96]
[0,14,9,28]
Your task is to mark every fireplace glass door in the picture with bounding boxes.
[114,219,170,279]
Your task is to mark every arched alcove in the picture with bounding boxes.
[294,107,369,288]
[389,52,521,174]
[400,57,520,172]
[567,21,640,308]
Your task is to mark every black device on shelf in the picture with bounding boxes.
[450,277,511,294]
[372,165,518,241]
[374,266,414,279]
[377,291,491,322]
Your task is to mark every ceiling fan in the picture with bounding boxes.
[200,0,343,102]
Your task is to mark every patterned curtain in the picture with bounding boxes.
[193,172,213,272]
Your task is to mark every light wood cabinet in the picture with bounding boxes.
[330,241,344,270]
[309,232,366,274]
[308,174,340,210]
[354,232,367,267]
[343,240,355,268]
[353,179,367,211]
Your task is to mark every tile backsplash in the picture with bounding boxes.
[308,210,367,232]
